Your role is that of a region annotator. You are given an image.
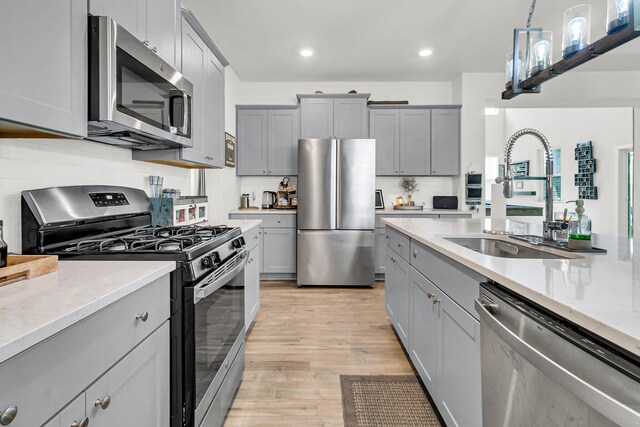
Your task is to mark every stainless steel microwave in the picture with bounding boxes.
[87,16,193,150]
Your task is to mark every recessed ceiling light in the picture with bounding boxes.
[419,49,433,57]
[300,49,313,57]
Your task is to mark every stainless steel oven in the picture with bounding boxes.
[184,249,247,427]
[88,16,193,150]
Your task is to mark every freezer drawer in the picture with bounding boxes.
[297,230,374,286]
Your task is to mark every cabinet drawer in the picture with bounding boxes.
[243,226,260,251]
[385,226,410,261]
[0,275,170,427]
[42,392,86,427]
[410,240,484,318]
[229,213,296,228]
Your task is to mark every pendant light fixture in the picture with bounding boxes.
[608,0,630,33]
[562,4,591,58]
[528,30,553,76]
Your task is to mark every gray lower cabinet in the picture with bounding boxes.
[299,94,369,139]
[245,245,260,330]
[262,228,296,273]
[236,107,300,176]
[385,227,482,426]
[369,106,461,177]
[134,14,225,167]
[85,322,170,427]
[0,0,87,137]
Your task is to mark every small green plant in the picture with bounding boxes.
[400,177,418,194]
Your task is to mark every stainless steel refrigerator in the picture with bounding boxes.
[297,138,375,287]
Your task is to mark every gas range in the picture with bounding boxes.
[21,185,248,427]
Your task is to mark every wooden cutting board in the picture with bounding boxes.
[0,255,58,287]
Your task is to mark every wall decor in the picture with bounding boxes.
[225,132,236,167]
[574,141,598,199]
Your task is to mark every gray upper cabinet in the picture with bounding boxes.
[89,0,180,70]
[300,98,334,139]
[237,109,268,175]
[236,106,300,176]
[400,109,431,175]
[0,0,87,137]
[299,94,369,139]
[134,12,227,168]
[370,109,400,175]
[369,106,460,176]
[431,108,461,176]
[334,98,368,138]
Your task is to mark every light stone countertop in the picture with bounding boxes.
[0,260,175,364]
[228,208,470,216]
[382,217,640,357]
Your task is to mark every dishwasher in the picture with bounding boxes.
[475,282,640,427]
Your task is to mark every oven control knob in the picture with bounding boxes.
[232,238,245,249]
[201,255,214,269]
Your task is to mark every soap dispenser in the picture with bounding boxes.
[566,199,592,249]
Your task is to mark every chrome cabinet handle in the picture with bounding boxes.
[136,312,149,322]
[413,250,418,258]
[0,406,17,426]
[397,243,403,248]
[263,170,266,174]
[264,230,268,234]
[277,220,281,223]
[151,46,157,53]
[427,292,433,298]
[95,396,111,410]
[254,235,258,239]
[385,235,391,240]
[143,40,149,46]
[71,418,89,427]
[401,170,404,174]
[432,170,436,173]
[431,295,440,304]
[268,170,272,174]
[395,170,399,174]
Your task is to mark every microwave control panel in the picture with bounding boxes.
[89,192,130,207]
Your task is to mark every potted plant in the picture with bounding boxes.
[400,177,418,206]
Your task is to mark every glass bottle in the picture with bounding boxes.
[567,200,592,249]
[0,220,7,268]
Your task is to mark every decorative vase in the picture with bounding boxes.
[406,192,413,206]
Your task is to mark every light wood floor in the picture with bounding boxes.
[225,281,414,426]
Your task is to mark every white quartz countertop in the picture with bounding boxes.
[204,218,262,233]
[0,260,175,364]
[228,208,468,216]
[382,217,640,357]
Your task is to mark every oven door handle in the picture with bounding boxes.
[193,251,248,304]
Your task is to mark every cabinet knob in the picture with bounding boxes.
[268,170,272,174]
[143,40,149,46]
[71,418,89,427]
[263,170,266,174]
[431,295,440,304]
[136,311,149,322]
[277,220,281,223]
[427,292,433,299]
[413,250,417,258]
[0,405,17,426]
[432,170,436,173]
[151,46,157,53]
[264,230,268,234]
[397,243,403,248]
[395,170,399,174]
[385,235,391,240]
[401,170,404,174]
[254,235,259,239]
[95,396,111,410]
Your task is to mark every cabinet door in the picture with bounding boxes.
[89,0,145,40]
[400,109,431,176]
[262,228,296,273]
[333,98,368,138]
[370,109,400,176]
[0,0,87,137]
[86,322,170,427]
[436,293,482,427]
[145,0,180,69]
[201,49,225,167]
[179,18,205,150]
[394,255,411,348]
[375,228,387,274]
[268,108,300,175]
[43,393,87,427]
[409,268,438,391]
[384,246,397,322]
[237,109,268,175]
[300,98,334,138]
[244,246,260,330]
[431,109,460,176]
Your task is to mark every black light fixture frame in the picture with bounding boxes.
[503,0,640,100]
[509,27,544,95]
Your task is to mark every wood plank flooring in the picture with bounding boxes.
[225,281,414,426]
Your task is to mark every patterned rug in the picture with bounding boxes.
[340,375,442,427]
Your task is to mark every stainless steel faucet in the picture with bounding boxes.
[503,128,564,241]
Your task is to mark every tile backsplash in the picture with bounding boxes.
[0,138,191,252]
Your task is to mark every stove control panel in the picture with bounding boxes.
[89,192,130,207]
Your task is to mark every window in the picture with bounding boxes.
[485,156,499,201]
[542,148,562,202]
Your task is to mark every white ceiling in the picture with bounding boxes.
[184,0,640,82]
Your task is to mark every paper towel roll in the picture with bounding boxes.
[491,183,507,218]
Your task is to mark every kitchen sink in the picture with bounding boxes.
[444,237,567,259]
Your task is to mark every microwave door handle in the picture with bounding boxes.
[474,299,640,426]
[169,89,189,136]
[181,90,189,136]
[193,251,248,304]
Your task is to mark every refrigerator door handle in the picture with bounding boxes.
[335,138,341,229]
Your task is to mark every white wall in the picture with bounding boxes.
[235,80,458,208]
[485,108,633,236]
